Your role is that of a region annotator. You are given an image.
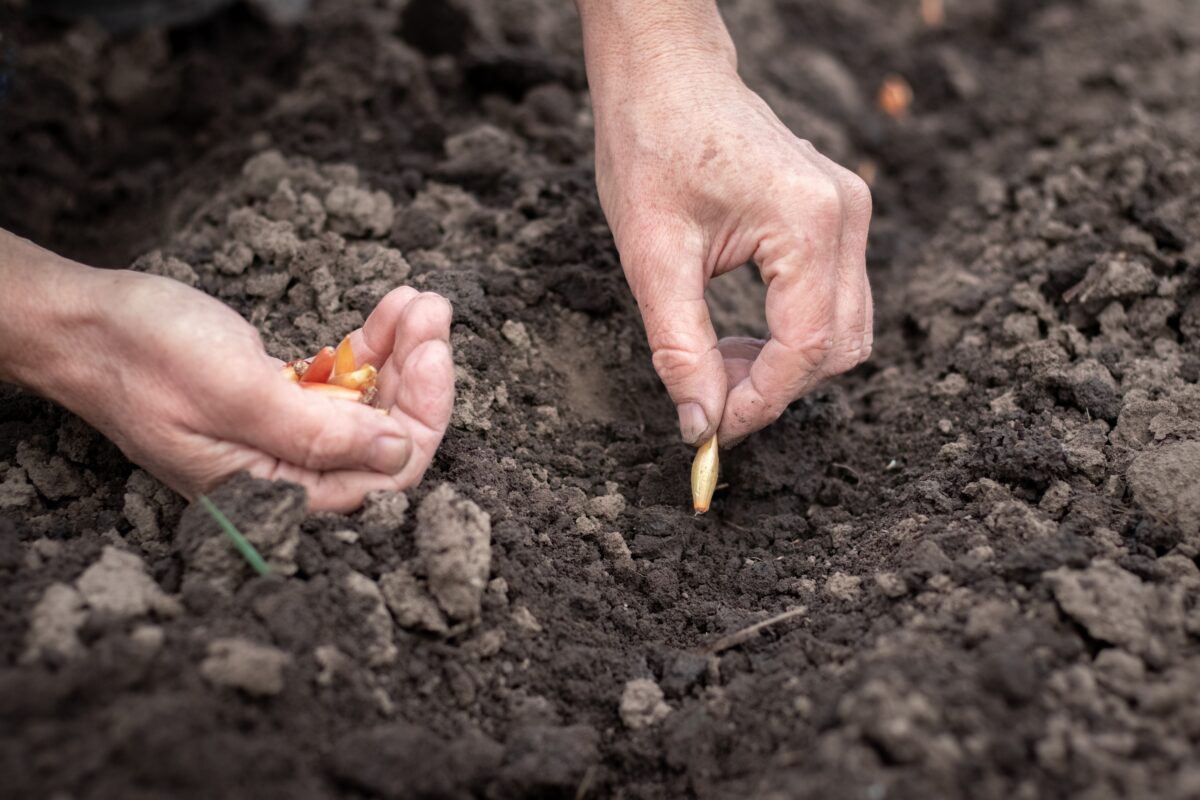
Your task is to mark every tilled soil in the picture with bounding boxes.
[3,0,1200,798]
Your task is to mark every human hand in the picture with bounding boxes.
[35,268,453,512]
[590,56,873,446]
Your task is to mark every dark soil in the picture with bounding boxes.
[4,0,1200,798]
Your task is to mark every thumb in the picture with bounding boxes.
[238,370,415,475]
[622,227,726,445]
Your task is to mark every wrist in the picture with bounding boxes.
[0,232,111,402]
[577,0,738,108]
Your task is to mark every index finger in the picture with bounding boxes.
[718,251,840,442]
[346,286,421,367]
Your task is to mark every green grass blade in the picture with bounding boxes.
[197,495,271,577]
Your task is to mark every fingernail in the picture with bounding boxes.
[368,434,411,474]
[677,402,709,445]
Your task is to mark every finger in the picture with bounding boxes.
[830,256,868,373]
[249,459,405,513]
[383,338,455,488]
[236,370,415,475]
[718,244,840,442]
[348,286,422,367]
[375,292,454,406]
[624,232,726,445]
[861,284,875,359]
[834,168,872,364]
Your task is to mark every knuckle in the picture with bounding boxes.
[789,323,837,370]
[838,171,874,218]
[303,424,348,470]
[422,292,454,320]
[808,179,845,224]
[829,331,870,374]
[651,344,704,386]
[762,232,818,278]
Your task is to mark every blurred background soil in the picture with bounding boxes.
[2,0,1200,797]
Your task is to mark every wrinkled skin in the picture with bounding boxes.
[1,245,454,512]
[582,3,874,446]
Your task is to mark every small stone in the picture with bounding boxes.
[587,494,626,521]
[314,644,353,687]
[123,488,160,545]
[1055,360,1120,422]
[932,373,968,397]
[574,514,602,535]
[76,546,181,620]
[359,490,409,535]
[241,149,290,195]
[1093,649,1145,697]
[486,577,509,606]
[511,605,543,634]
[1001,312,1041,343]
[133,250,198,287]
[21,583,87,664]
[619,678,672,730]
[227,207,301,265]
[1063,255,1158,311]
[416,485,492,623]
[468,628,506,659]
[244,270,291,300]
[874,571,907,598]
[0,464,36,509]
[965,599,1016,643]
[214,240,254,276]
[1039,480,1072,517]
[909,540,953,576]
[325,185,395,238]
[16,441,84,501]
[501,320,532,351]
[379,564,449,634]
[990,390,1019,416]
[661,651,708,696]
[1046,560,1182,660]
[1127,441,1200,540]
[599,531,633,565]
[201,637,290,695]
[825,572,863,601]
[344,571,398,667]
[441,124,519,179]
[128,624,165,660]
[264,178,298,220]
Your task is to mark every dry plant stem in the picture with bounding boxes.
[703,606,807,655]
[691,433,719,513]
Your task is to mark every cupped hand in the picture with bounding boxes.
[594,70,873,446]
[56,270,454,512]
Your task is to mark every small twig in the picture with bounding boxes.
[703,606,807,655]
[575,765,597,800]
[198,495,271,577]
[831,462,862,484]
